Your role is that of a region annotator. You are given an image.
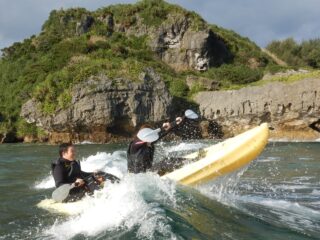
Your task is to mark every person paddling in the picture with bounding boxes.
[127,110,199,175]
[51,143,118,202]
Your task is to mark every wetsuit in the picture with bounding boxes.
[51,158,93,202]
[51,158,92,187]
[127,128,187,175]
[51,158,120,202]
[127,139,155,173]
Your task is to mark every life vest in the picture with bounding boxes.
[51,158,83,184]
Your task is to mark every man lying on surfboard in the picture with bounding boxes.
[51,143,119,202]
[127,110,199,175]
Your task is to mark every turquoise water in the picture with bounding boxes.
[0,141,319,239]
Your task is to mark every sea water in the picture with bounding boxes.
[0,141,319,239]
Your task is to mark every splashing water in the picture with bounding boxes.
[42,174,178,239]
[0,142,319,240]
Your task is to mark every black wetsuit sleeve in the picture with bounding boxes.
[154,122,180,143]
[81,171,93,178]
[53,164,66,188]
[158,129,169,141]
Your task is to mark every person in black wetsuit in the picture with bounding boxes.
[127,117,187,175]
[51,143,107,202]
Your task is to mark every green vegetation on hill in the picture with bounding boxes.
[266,38,320,69]
[210,24,268,66]
[0,0,277,140]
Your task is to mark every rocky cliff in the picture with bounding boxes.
[0,0,299,143]
[61,5,233,72]
[195,78,320,140]
[123,15,232,71]
[21,68,173,143]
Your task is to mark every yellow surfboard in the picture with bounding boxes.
[162,123,269,186]
[37,198,85,215]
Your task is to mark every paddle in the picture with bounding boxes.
[137,109,199,143]
[52,183,78,203]
[51,172,120,203]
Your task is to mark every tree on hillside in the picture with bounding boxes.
[266,38,320,69]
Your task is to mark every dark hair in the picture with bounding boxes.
[139,124,153,130]
[59,143,73,157]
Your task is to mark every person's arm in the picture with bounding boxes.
[156,117,184,142]
[81,170,93,178]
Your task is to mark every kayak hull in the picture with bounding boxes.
[162,123,269,186]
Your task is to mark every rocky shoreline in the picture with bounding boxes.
[15,75,320,144]
[195,77,320,141]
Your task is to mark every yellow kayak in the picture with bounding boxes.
[38,123,268,215]
[162,123,269,186]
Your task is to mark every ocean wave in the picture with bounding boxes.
[42,174,179,240]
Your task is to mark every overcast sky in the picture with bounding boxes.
[0,0,319,50]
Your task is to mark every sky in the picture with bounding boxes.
[0,0,319,50]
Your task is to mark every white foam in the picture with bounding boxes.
[258,157,280,162]
[213,193,320,235]
[165,142,206,153]
[311,189,320,196]
[273,184,314,191]
[43,174,178,239]
[34,174,55,189]
[197,164,250,202]
[76,141,94,145]
[255,198,320,217]
[79,151,127,178]
[36,146,185,239]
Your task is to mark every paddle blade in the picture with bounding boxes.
[137,128,160,142]
[185,109,198,119]
[52,184,74,203]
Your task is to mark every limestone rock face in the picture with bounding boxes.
[21,68,173,143]
[195,78,320,140]
[76,15,94,35]
[107,13,231,71]
[149,23,230,71]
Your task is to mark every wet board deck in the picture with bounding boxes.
[162,123,269,186]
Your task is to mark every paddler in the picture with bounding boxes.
[51,143,118,202]
[127,116,190,175]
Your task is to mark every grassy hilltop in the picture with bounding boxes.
[0,0,317,142]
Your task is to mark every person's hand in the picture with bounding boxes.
[96,176,104,184]
[162,122,171,131]
[75,178,85,187]
[176,117,183,125]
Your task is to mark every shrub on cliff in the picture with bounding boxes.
[267,38,320,69]
[210,24,269,66]
[169,79,189,97]
[206,64,263,85]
